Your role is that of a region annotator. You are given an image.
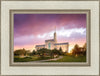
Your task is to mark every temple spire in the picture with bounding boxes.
[54,26,57,43]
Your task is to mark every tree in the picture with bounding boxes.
[72,44,80,55]
[83,43,86,55]
[59,47,63,55]
[37,48,49,58]
[50,48,60,58]
[83,43,86,51]
[31,50,37,56]
[25,50,31,56]
[72,43,87,56]
[14,48,27,56]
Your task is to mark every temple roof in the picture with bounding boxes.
[54,42,69,45]
[35,45,45,47]
[45,39,55,42]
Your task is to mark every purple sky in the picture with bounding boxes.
[14,14,86,52]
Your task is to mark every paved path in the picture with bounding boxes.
[30,56,63,62]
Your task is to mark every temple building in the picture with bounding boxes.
[35,28,69,52]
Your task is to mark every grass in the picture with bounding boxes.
[14,56,51,62]
[14,55,86,62]
[47,55,86,62]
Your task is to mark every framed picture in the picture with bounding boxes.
[10,10,90,66]
[0,0,100,76]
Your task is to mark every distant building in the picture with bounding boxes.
[35,28,69,52]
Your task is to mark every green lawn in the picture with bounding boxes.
[14,55,86,62]
[14,56,51,62]
[47,55,86,62]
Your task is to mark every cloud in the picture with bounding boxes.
[57,27,86,37]
[37,31,54,39]
[14,14,86,38]
[14,14,86,50]
[36,27,86,39]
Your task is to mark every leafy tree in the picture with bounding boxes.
[26,50,31,56]
[50,48,60,58]
[58,47,63,55]
[72,44,80,55]
[31,50,37,56]
[72,43,87,56]
[83,43,86,51]
[74,44,79,51]
[14,48,27,56]
[83,43,86,55]
[37,48,49,58]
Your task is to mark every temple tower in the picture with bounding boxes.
[54,26,57,43]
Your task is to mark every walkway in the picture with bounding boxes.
[29,56,63,62]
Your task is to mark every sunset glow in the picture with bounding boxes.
[14,14,86,53]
